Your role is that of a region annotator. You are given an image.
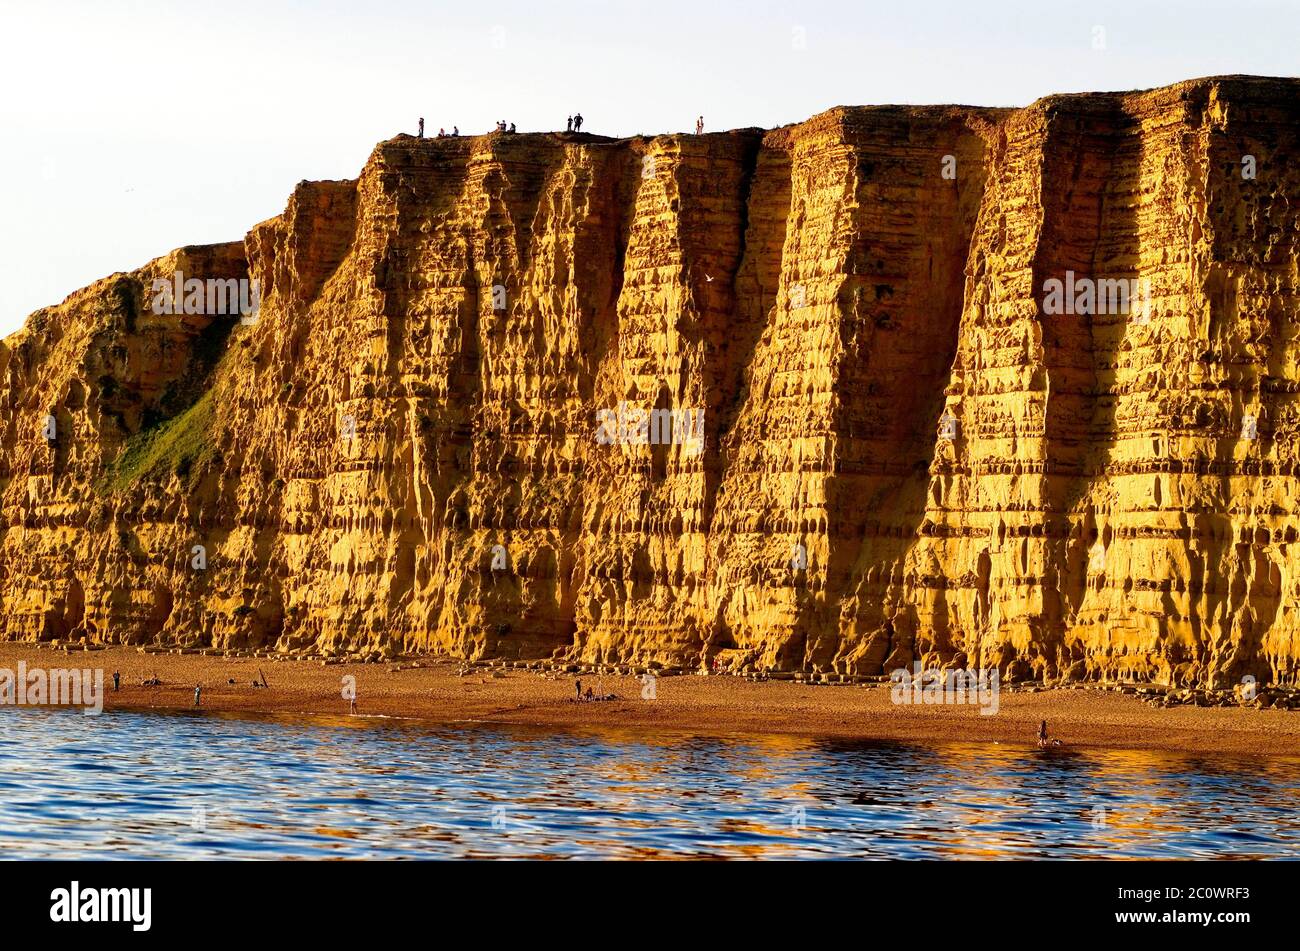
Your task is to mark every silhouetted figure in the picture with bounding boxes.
[566,115,573,132]
[575,678,583,699]
[508,122,516,133]
[695,116,704,134]
[112,671,120,692]
[452,126,459,136]
[418,117,424,138]
[1036,720,1062,748]
[573,112,583,132]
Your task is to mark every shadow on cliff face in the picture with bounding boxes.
[830,111,1003,677]
[1030,96,1137,684]
[704,131,771,452]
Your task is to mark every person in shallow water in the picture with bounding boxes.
[1037,720,1063,748]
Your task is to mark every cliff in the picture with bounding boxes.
[5,75,1300,690]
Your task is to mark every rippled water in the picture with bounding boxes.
[1,707,1298,858]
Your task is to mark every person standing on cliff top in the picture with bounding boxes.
[566,115,573,132]
[696,116,704,134]
[573,113,583,132]
[418,117,424,138]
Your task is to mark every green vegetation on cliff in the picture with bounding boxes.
[100,390,216,492]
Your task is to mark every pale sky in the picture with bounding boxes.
[1,0,1295,337]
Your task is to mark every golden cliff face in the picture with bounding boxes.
[5,75,1299,689]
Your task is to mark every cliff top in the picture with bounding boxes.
[11,73,1298,335]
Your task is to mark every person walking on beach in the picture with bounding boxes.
[112,671,120,692]
[573,112,583,132]
[193,684,202,708]
[575,678,583,700]
[418,117,424,138]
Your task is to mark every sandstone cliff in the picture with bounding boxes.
[5,75,1299,690]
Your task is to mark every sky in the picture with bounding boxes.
[0,0,1296,337]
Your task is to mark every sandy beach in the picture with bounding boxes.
[4,642,1300,759]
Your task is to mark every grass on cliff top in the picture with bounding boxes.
[100,390,215,493]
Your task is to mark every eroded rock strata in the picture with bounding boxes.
[5,75,1300,689]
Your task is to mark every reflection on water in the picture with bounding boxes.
[0,708,1298,859]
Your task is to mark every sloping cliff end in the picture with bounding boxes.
[5,75,1300,691]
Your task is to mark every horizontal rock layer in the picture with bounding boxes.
[4,75,1300,689]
